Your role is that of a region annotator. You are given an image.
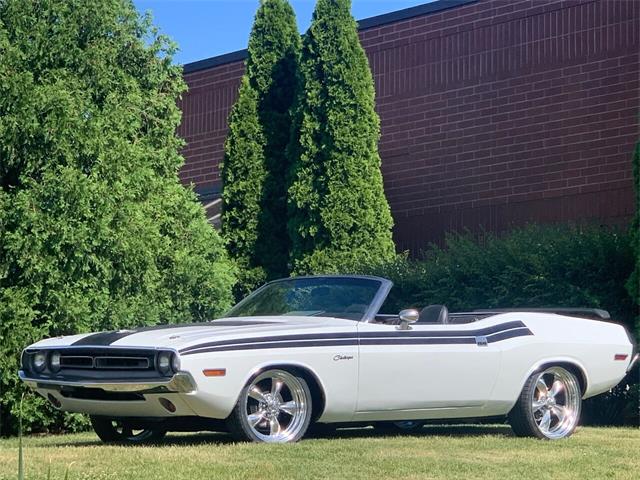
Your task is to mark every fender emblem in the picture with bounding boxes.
[333,354,354,361]
[476,336,488,347]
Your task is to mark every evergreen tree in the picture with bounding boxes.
[0,0,235,434]
[222,0,300,291]
[221,77,267,296]
[287,0,395,274]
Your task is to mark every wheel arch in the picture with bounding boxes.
[521,358,589,397]
[236,361,327,422]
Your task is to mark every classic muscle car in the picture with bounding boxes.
[20,275,637,443]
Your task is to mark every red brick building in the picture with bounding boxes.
[178,0,639,252]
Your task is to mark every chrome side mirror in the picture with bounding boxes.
[397,309,419,330]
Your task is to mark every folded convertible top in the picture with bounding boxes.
[472,308,611,320]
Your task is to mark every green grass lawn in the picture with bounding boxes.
[1,425,638,480]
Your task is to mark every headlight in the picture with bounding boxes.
[157,351,172,375]
[32,352,47,373]
[171,353,180,373]
[49,351,61,373]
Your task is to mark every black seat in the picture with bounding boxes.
[418,304,449,324]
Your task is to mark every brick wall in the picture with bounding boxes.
[178,0,639,251]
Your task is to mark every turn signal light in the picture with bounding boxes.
[203,368,226,377]
[614,354,628,361]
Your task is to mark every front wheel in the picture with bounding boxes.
[90,416,167,444]
[508,366,582,439]
[226,369,313,443]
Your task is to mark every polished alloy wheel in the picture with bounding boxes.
[531,367,581,439]
[244,370,310,443]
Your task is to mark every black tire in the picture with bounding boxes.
[374,420,424,434]
[90,416,167,444]
[508,366,582,440]
[227,369,313,443]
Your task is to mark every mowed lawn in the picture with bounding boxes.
[1,425,638,480]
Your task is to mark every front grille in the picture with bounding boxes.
[94,357,150,369]
[59,351,153,371]
[60,356,93,368]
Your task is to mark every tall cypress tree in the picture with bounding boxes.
[222,0,300,291]
[221,77,267,296]
[287,0,395,274]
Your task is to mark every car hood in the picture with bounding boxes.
[30,316,357,351]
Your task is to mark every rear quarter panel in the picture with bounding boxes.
[490,313,632,412]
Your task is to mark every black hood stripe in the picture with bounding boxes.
[71,320,275,346]
[180,325,533,356]
[179,321,528,354]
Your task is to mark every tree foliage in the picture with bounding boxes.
[222,0,300,293]
[0,0,235,435]
[287,0,395,274]
[221,77,267,297]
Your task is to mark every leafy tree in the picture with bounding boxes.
[287,0,395,274]
[222,0,300,292]
[0,0,235,435]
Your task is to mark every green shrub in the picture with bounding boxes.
[371,225,635,333]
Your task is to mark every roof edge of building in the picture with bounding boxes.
[183,0,477,74]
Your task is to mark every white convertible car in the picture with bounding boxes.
[20,275,637,443]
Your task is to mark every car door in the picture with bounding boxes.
[355,319,502,413]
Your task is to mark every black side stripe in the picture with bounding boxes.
[179,321,528,354]
[486,327,533,342]
[180,331,358,354]
[180,327,534,356]
[358,321,527,338]
[183,339,360,354]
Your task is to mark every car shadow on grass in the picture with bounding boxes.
[43,424,513,448]
[309,424,514,440]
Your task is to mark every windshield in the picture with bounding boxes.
[225,277,384,321]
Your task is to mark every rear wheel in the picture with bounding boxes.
[508,366,582,439]
[226,369,312,443]
[90,416,166,444]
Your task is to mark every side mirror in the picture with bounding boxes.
[397,309,419,330]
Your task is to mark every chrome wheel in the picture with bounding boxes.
[531,367,581,439]
[243,370,310,443]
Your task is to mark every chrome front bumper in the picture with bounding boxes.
[19,370,197,394]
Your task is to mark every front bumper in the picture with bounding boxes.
[19,370,197,394]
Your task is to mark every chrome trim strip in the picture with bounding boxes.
[18,371,196,394]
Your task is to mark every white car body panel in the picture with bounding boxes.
[20,277,635,428]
